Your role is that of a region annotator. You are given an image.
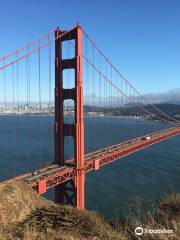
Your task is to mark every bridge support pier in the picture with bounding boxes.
[54,24,85,209]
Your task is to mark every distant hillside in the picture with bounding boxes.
[148,103,180,114]
[164,101,180,106]
[142,103,180,118]
[84,103,180,119]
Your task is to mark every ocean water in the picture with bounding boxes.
[0,115,179,219]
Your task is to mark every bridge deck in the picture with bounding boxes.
[2,126,180,194]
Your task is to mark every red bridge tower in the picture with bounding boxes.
[54,24,85,209]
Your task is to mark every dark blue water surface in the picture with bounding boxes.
[0,115,179,218]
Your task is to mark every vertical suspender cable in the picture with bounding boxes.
[3,58,6,112]
[85,35,89,153]
[26,52,29,171]
[12,64,16,176]
[3,58,7,177]
[16,52,19,172]
[48,34,53,165]
[38,40,42,166]
[28,46,32,170]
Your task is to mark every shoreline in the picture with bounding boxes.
[0,113,170,123]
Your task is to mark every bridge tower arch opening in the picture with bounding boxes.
[54,24,85,209]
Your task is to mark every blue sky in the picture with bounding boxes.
[0,0,180,95]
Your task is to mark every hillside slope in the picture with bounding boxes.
[0,181,179,240]
[0,181,122,239]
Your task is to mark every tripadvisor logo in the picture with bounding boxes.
[135,227,143,235]
[135,227,173,238]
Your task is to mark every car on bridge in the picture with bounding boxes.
[141,136,151,140]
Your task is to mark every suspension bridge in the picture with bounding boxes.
[0,24,179,209]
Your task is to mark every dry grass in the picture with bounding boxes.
[110,193,180,240]
[0,205,123,239]
[0,181,123,239]
[0,180,54,225]
[0,181,179,239]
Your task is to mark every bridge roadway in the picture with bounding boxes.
[4,126,180,194]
